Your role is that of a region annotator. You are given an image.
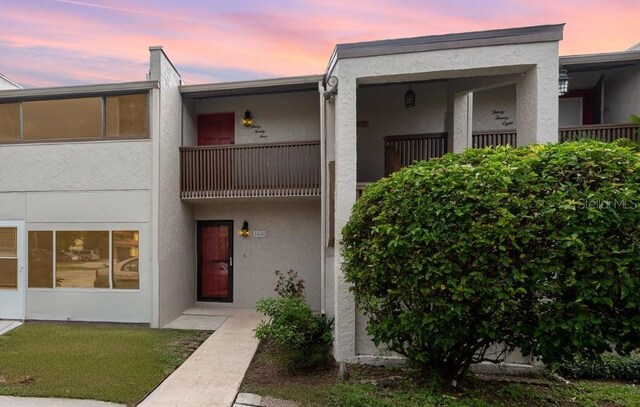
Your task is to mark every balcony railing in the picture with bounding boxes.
[472,130,517,148]
[559,123,640,143]
[384,133,448,175]
[180,141,320,199]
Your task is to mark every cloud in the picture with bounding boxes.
[1,0,638,86]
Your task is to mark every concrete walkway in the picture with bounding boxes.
[140,307,262,407]
[0,320,23,336]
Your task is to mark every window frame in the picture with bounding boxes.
[0,91,150,144]
[26,228,141,292]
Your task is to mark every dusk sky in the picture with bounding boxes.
[2,0,639,88]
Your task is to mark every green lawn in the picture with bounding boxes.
[0,322,209,406]
[241,341,640,407]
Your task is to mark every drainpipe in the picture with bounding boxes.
[318,81,327,316]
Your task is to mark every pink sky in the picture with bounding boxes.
[1,0,639,87]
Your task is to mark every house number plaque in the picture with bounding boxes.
[253,231,267,238]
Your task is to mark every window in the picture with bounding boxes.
[23,98,103,141]
[0,93,149,143]
[28,231,53,288]
[106,94,148,138]
[56,231,109,288]
[0,227,18,290]
[27,229,140,290]
[0,103,20,142]
[112,231,139,289]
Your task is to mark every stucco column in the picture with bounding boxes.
[333,75,357,362]
[517,49,559,146]
[451,92,473,153]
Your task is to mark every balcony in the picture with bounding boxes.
[180,141,320,199]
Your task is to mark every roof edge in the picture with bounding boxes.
[180,74,324,98]
[0,80,159,102]
[334,24,565,61]
[560,50,640,65]
[0,73,22,89]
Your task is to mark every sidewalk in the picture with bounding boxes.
[139,308,262,407]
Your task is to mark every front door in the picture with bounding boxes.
[0,222,25,319]
[197,221,233,302]
[198,113,235,145]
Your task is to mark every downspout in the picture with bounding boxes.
[318,80,327,316]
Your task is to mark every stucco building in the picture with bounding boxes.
[0,24,639,363]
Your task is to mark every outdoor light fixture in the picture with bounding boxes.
[240,220,250,237]
[243,110,253,127]
[558,67,570,96]
[404,86,416,108]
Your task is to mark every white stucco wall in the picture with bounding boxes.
[0,141,151,191]
[151,48,197,327]
[0,140,153,323]
[356,81,447,182]
[472,84,517,131]
[604,64,640,123]
[193,91,320,145]
[194,200,321,309]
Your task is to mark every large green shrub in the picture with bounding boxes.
[342,140,640,379]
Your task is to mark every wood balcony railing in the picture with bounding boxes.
[384,133,448,175]
[472,130,517,148]
[559,123,640,143]
[180,141,320,199]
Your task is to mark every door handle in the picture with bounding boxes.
[230,257,233,267]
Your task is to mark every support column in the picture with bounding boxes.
[333,75,357,362]
[517,49,559,146]
[450,92,473,153]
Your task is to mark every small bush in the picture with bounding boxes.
[556,354,640,382]
[342,140,640,379]
[255,297,334,371]
[256,271,333,372]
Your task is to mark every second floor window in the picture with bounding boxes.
[0,92,149,143]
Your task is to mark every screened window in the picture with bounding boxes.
[28,231,53,288]
[0,227,18,290]
[0,103,20,142]
[23,98,103,141]
[106,94,148,138]
[55,231,109,288]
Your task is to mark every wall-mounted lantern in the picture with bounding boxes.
[243,110,253,127]
[558,67,570,96]
[239,220,250,237]
[404,86,415,108]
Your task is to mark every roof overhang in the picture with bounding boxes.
[326,24,565,79]
[560,50,640,73]
[180,75,323,99]
[0,80,159,102]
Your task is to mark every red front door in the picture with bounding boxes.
[198,113,235,145]
[198,221,233,302]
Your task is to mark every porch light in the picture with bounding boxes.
[404,87,415,108]
[558,68,570,96]
[243,110,253,127]
[240,220,250,237]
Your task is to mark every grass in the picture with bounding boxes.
[241,341,640,407]
[0,322,210,406]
